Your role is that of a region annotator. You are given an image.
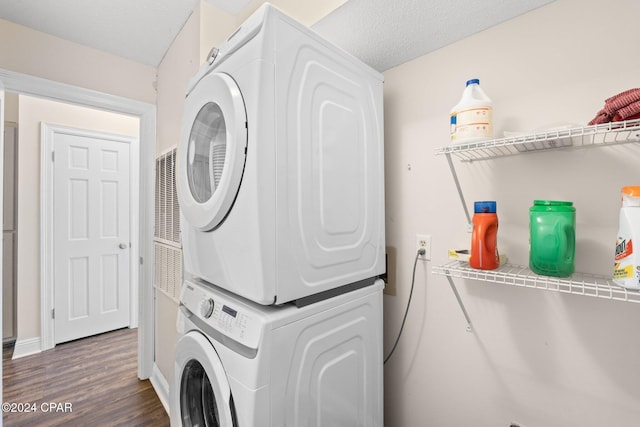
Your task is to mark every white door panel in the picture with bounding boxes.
[54,131,130,344]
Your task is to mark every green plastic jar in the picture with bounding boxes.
[529,200,576,277]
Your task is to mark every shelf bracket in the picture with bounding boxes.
[445,153,471,230]
[445,274,473,332]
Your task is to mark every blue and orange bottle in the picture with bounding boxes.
[469,201,499,270]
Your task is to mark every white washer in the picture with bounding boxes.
[177,3,385,305]
[170,278,384,427]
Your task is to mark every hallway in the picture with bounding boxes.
[3,328,169,426]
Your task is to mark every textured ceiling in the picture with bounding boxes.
[313,0,557,72]
[0,0,198,66]
[0,0,556,70]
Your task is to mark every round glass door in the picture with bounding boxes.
[178,72,247,231]
[180,359,222,427]
[187,103,227,204]
[174,332,236,427]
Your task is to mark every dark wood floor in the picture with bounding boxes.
[3,328,169,427]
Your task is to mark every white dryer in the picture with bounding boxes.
[177,3,385,305]
[170,278,384,427]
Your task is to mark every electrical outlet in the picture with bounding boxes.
[416,234,431,260]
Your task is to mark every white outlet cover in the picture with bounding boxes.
[416,234,431,260]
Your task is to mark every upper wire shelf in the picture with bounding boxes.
[432,261,640,304]
[435,119,640,161]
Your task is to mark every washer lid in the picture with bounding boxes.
[178,72,247,231]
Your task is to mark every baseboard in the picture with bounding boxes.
[150,363,170,416]
[12,337,41,359]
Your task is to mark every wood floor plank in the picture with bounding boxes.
[2,328,169,427]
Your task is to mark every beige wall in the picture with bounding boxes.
[4,92,19,122]
[154,5,200,386]
[15,95,139,343]
[382,0,640,425]
[237,0,347,29]
[199,3,237,66]
[0,19,156,104]
[156,7,200,155]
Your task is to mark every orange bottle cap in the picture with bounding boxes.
[621,186,640,197]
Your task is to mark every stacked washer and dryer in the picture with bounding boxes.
[171,4,385,426]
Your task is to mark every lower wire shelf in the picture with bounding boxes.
[432,261,640,304]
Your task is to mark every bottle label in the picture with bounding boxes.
[614,238,636,280]
[450,107,492,140]
[613,263,635,280]
[615,238,632,261]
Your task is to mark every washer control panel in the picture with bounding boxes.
[181,280,262,350]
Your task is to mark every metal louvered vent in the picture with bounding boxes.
[154,243,183,301]
[154,147,182,302]
[155,148,181,244]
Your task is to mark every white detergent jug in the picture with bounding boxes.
[613,186,640,290]
[450,79,493,143]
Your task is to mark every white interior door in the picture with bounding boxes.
[53,129,130,344]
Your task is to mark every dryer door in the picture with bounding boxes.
[173,331,237,427]
[178,72,247,231]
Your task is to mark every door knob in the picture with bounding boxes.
[119,243,127,249]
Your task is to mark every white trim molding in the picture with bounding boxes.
[0,68,156,380]
[0,83,4,404]
[150,363,171,415]
[12,337,42,359]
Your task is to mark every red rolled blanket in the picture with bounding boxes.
[589,88,640,125]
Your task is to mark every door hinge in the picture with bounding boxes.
[52,308,55,319]
[139,257,144,265]
[51,151,55,162]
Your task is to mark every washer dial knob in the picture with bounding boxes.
[200,298,215,318]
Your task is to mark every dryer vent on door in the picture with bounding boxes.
[177,3,385,305]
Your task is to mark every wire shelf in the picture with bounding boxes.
[432,261,640,304]
[435,119,640,161]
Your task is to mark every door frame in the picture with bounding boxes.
[0,81,5,403]
[41,123,139,347]
[0,69,155,380]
